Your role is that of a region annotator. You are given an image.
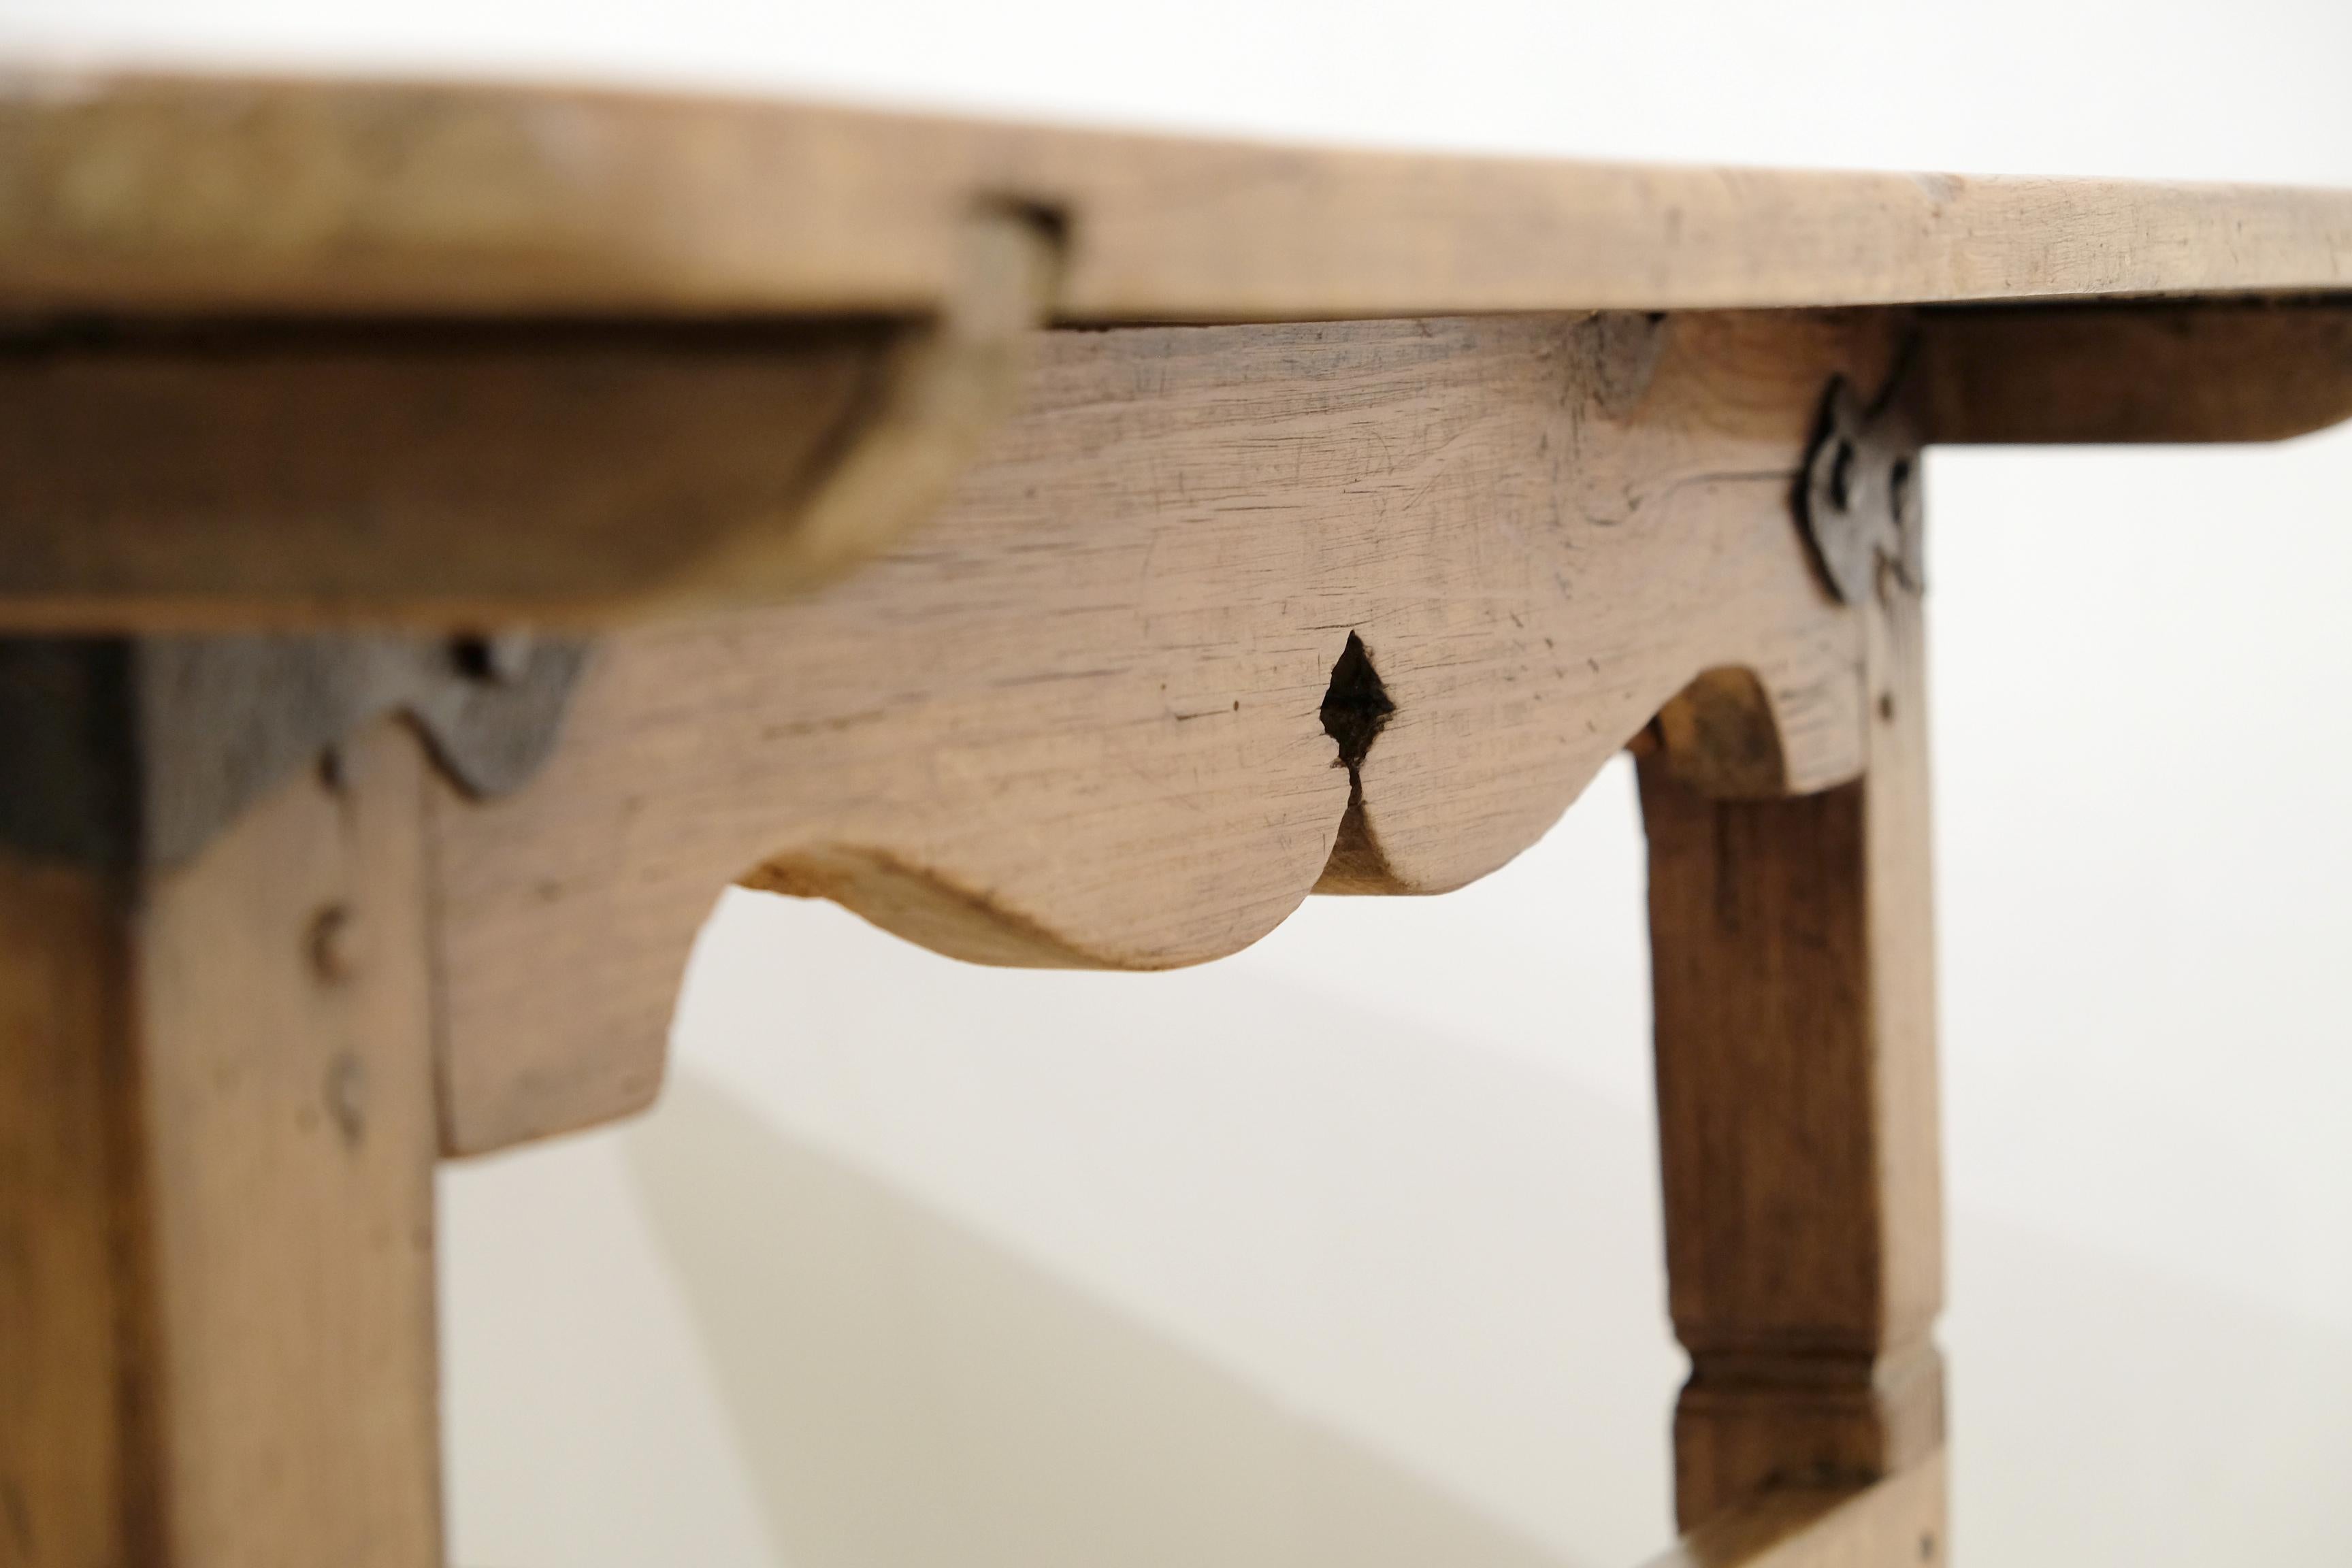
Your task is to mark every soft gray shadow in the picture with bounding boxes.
[628,1071,1586,1568]
[1947,1210,2352,1566]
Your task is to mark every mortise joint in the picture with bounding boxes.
[1649,666,1788,800]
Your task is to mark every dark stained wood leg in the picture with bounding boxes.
[1639,583,1946,1556]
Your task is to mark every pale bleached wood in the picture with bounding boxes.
[3,75,2350,630]
[1920,301,2352,444]
[1638,574,1942,1529]
[1639,1455,1946,1568]
[1,73,2347,325]
[0,721,441,1567]
[4,66,2340,1562]
[7,296,2344,629]
[2,297,2347,630]
[430,308,1886,1152]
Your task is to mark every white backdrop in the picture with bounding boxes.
[7,3,2348,1564]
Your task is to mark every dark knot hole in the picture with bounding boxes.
[1319,632,1394,772]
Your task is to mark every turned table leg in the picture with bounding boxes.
[1639,583,1947,1562]
[1,718,442,1567]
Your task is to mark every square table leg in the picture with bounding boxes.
[1,720,442,1567]
[1639,583,1947,1562]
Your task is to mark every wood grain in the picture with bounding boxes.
[1,73,2347,324]
[1639,1455,1946,1568]
[1921,300,2352,444]
[4,75,2349,628]
[431,308,1891,1152]
[0,721,442,1567]
[0,320,886,627]
[1639,576,1942,1529]
[0,205,1058,629]
[1,297,2346,630]
[0,847,130,1567]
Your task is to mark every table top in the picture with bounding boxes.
[4,69,2350,323]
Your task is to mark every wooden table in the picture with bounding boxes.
[1,71,2347,1568]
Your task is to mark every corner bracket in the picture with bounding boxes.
[1798,375,1924,605]
[0,634,585,869]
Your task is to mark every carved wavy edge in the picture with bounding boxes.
[428,308,1893,1153]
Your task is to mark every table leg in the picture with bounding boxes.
[1639,583,1946,1560]
[1,720,442,1567]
